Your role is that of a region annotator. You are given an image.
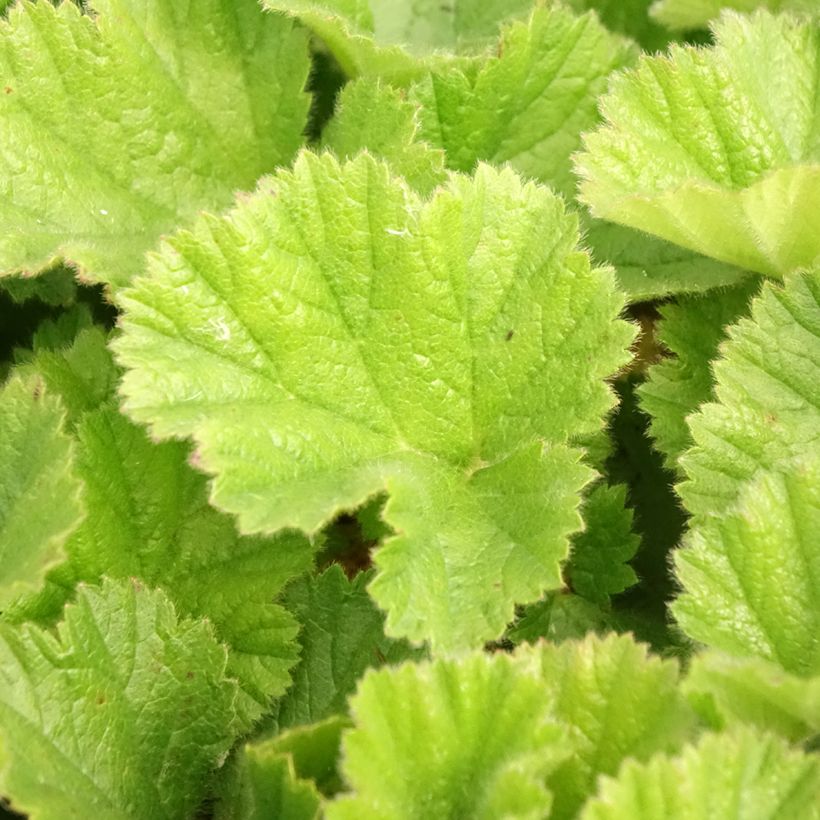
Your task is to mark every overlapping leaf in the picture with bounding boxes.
[581,729,820,820]
[651,0,817,30]
[674,457,820,676]
[0,374,81,608]
[326,652,568,819]
[684,651,820,743]
[0,0,310,287]
[522,633,695,819]
[8,328,315,730]
[576,12,820,276]
[115,152,634,651]
[678,272,819,517]
[568,0,679,50]
[0,578,238,819]
[638,279,760,470]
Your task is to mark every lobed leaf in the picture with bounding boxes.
[0,374,81,608]
[679,272,819,517]
[114,152,634,652]
[523,633,695,819]
[576,12,820,276]
[0,0,310,287]
[326,651,567,819]
[0,578,238,819]
[638,279,760,471]
[674,457,820,676]
[581,729,820,820]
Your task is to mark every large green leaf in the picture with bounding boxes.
[8,328,315,730]
[0,374,81,608]
[575,12,820,276]
[684,651,820,744]
[651,0,817,30]
[261,0,535,80]
[0,0,310,288]
[523,633,695,819]
[0,578,238,819]
[674,458,820,676]
[679,272,819,518]
[114,152,634,652]
[638,279,760,471]
[581,729,820,820]
[326,651,568,819]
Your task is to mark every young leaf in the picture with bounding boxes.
[674,457,820,676]
[567,483,640,605]
[651,0,817,31]
[0,578,238,820]
[523,633,695,819]
[575,12,820,276]
[326,652,568,819]
[0,374,81,608]
[684,651,820,744]
[261,0,535,81]
[408,6,636,198]
[581,729,820,820]
[0,0,310,287]
[268,566,420,733]
[638,279,760,471]
[114,152,634,651]
[679,272,819,518]
[215,743,321,820]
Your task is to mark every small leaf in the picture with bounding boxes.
[567,483,640,605]
[114,152,634,651]
[684,651,820,744]
[576,12,820,276]
[674,457,820,676]
[0,0,310,287]
[523,633,695,819]
[0,374,81,608]
[326,652,568,820]
[0,578,238,820]
[581,729,820,820]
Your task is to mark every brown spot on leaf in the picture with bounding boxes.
[505,329,514,341]
[4,86,12,94]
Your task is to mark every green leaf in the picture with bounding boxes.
[0,374,81,608]
[9,330,315,730]
[651,0,817,31]
[409,6,636,198]
[567,483,640,605]
[673,457,820,676]
[522,633,695,819]
[268,566,419,733]
[679,272,819,518]
[581,219,752,301]
[326,651,568,819]
[507,592,614,646]
[0,0,310,287]
[581,729,820,820]
[638,279,760,471]
[0,578,238,820]
[0,266,76,307]
[575,12,820,276]
[261,0,535,81]
[684,651,820,744]
[321,79,446,194]
[114,152,634,652]
[215,743,321,820]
